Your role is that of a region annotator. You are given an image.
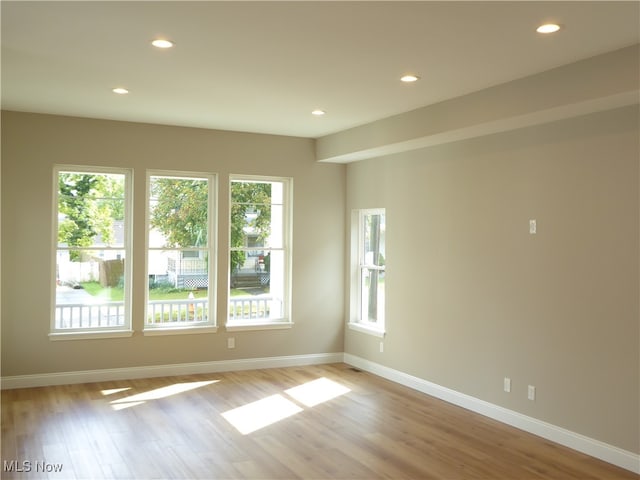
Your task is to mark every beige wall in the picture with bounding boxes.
[345,105,639,454]
[1,78,638,457]
[1,111,346,375]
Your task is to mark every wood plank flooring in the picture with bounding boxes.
[1,363,637,479]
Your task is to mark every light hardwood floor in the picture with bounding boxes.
[1,363,637,479]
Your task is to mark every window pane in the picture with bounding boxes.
[147,174,213,328]
[54,168,130,333]
[230,249,270,293]
[267,250,285,319]
[268,204,284,248]
[148,250,209,290]
[229,249,284,322]
[231,204,284,249]
[57,172,125,248]
[360,267,385,323]
[357,209,385,327]
[149,177,209,248]
[229,177,289,324]
[55,249,126,329]
[230,181,284,249]
[147,264,209,326]
[363,213,385,267]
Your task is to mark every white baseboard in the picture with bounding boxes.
[0,352,344,390]
[3,352,637,474]
[344,353,640,475]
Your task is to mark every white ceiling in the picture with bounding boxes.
[2,1,639,139]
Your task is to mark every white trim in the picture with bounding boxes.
[52,165,133,334]
[142,326,218,336]
[49,330,133,341]
[351,208,386,329]
[228,175,293,325]
[145,171,218,331]
[225,321,294,332]
[347,321,385,338]
[344,354,640,474]
[1,353,344,390]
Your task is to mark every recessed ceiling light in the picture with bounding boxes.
[311,110,326,116]
[112,88,129,95]
[400,74,420,83]
[536,23,561,34]
[151,39,174,49]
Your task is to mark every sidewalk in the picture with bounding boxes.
[56,285,97,304]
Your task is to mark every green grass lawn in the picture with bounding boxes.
[81,281,208,301]
[80,281,253,300]
[80,282,124,301]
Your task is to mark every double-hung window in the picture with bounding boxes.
[350,208,386,336]
[228,176,292,330]
[52,166,132,337]
[145,172,217,333]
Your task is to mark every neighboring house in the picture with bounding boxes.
[230,214,271,289]
[57,218,125,285]
[148,227,208,289]
[158,251,208,289]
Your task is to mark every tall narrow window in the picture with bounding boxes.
[146,173,217,332]
[350,208,385,336]
[53,167,132,336]
[228,176,292,329]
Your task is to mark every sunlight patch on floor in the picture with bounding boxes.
[222,394,303,435]
[284,377,351,407]
[111,401,146,411]
[110,380,218,410]
[221,377,351,434]
[101,387,131,396]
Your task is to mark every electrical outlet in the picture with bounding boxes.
[379,342,384,353]
[227,337,235,349]
[503,377,511,393]
[529,219,537,234]
[528,385,536,401]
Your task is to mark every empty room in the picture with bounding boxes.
[1,2,639,479]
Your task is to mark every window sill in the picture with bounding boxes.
[225,321,294,332]
[348,322,385,338]
[49,330,134,341]
[143,325,218,336]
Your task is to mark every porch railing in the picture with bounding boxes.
[147,298,209,325]
[228,296,274,321]
[56,296,279,329]
[55,302,125,329]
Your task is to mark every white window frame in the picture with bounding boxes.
[349,208,386,338]
[50,165,133,340]
[144,171,218,335]
[227,175,293,331]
